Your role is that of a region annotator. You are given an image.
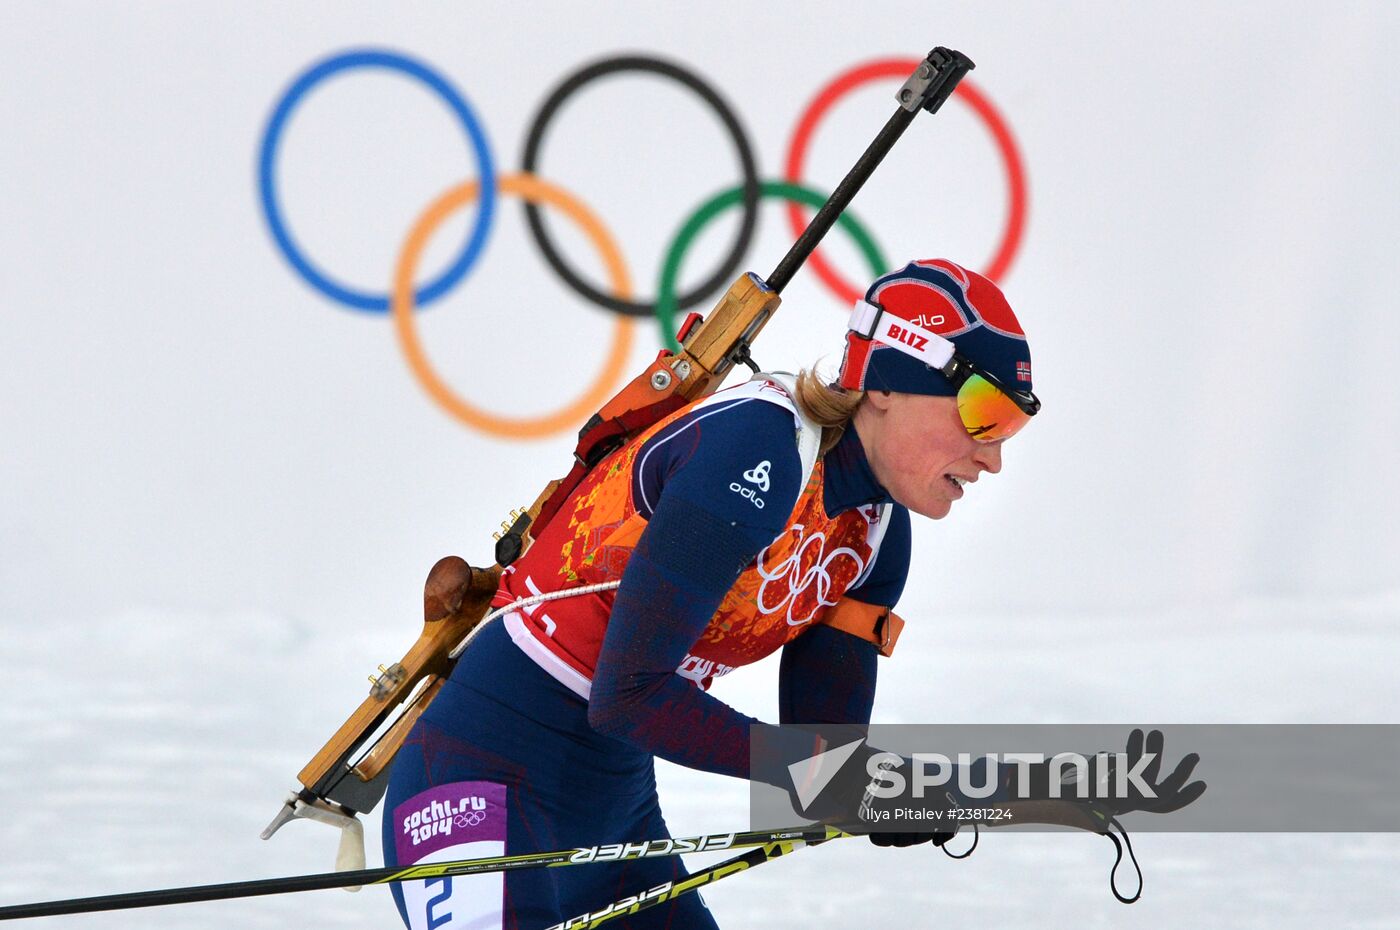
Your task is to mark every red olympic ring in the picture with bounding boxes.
[783,59,1028,303]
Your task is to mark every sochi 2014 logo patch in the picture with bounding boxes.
[393,780,507,864]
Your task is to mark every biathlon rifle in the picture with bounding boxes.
[260,47,977,867]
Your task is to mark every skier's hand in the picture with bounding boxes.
[866,827,957,848]
[1101,728,1206,815]
[1017,728,1206,816]
[858,755,959,847]
[785,746,958,847]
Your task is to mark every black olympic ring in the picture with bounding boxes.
[520,55,761,318]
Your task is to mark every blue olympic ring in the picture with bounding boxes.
[257,48,498,314]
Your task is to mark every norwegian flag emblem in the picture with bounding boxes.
[1016,361,1032,383]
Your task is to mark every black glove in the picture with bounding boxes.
[1016,728,1206,816]
[786,744,959,848]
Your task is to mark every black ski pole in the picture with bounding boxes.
[545,833,835,930]
[0,826,847,922]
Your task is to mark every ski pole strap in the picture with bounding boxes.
[983,801,1144,904]
[1104,816,1144,904]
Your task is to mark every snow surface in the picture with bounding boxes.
[4,597,1398,928]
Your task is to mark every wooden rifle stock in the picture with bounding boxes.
[270,273,779,823]
[273,558,500,819]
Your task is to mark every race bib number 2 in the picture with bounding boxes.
[394,781,508,930]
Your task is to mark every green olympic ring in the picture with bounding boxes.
[655,181,889,349]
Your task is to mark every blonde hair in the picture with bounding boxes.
[793,368,866,455]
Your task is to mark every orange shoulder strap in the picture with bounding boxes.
[818,598,905,657]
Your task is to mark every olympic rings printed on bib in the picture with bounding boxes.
[255,48,1027,439]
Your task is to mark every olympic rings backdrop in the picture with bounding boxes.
[256,48,1027,440]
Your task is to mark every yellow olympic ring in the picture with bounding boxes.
[392,173,635,440]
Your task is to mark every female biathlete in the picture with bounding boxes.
[381,259,1041,929]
